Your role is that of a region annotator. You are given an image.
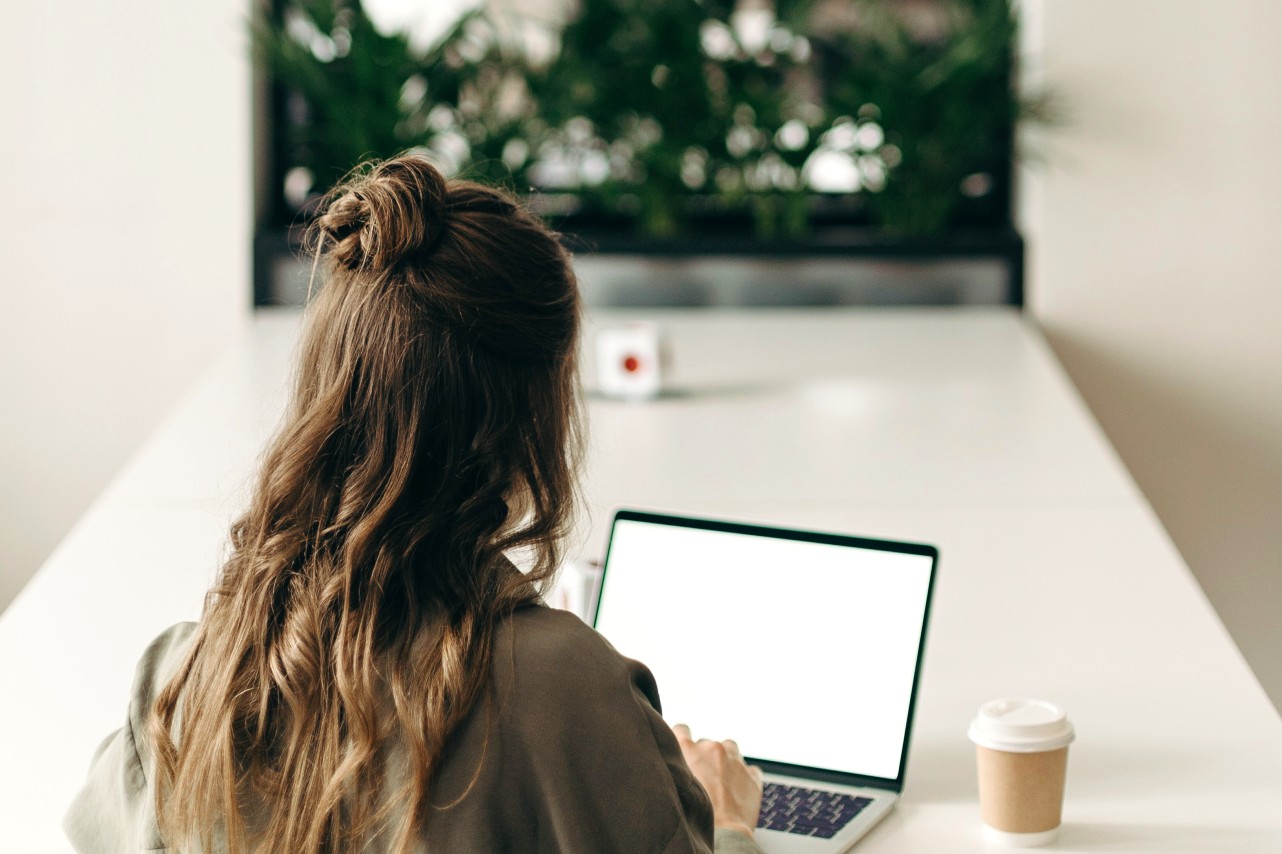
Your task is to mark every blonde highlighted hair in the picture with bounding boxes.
[150,156,582,853]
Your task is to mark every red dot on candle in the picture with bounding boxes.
[622,355,641,373]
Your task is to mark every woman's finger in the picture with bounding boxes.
[724,739,742,760]
[673,723,693,743]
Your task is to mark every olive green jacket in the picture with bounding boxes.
[64,607,764,854]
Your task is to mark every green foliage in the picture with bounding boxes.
[256,0,1044,238]
[819,0,1021,234]
[527,0,816,236]
[253,1,530,196]
[256,2,423,191]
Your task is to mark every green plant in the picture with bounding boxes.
[255,0,1047,239]
[254,2,530,201]
[527,0,819,237]
[817,0,1041,235]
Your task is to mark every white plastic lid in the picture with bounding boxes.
[968,698,1075,753]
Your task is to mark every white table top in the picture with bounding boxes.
[2,307,1279,852]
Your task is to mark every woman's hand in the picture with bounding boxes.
[673,724,764,839]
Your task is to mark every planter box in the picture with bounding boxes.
[253,225,1023,308]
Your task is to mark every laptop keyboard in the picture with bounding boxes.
[757,782,874,839]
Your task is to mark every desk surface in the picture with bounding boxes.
[2,307,1279,852]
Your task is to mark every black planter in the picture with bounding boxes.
[253,218,1023,309]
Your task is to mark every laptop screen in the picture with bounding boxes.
[593,511,936,784]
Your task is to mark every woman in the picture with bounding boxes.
[64,155,765,853]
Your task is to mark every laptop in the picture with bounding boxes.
[592,509,938,853]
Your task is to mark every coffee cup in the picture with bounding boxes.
[968,698,1075,847]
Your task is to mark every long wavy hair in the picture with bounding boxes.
[150,155,583,853]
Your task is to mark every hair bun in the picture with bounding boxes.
[316,156,450,272]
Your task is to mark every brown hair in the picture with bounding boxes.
[150,155,582,853]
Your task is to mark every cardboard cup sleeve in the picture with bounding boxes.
[976,745,1069,834]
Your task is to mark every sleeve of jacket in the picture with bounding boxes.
[425,606,720,853]
[573,624,767,854]
[62,623,197,853]
[713,827,768,854]
[630,665,763,854]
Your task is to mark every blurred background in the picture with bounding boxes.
[250,0,1031,307]
[0,0,1279,711]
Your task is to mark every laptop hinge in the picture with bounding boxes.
[749,758,903,794]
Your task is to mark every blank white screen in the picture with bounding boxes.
[594,518,933,780]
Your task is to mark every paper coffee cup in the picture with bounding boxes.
[968,699,1074,847]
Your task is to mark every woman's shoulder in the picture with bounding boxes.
[500,604,638,682]
[502,602,610,652]
[126,622,198,752]
[494,603,663,714]
[133,622,198,686]
[63,622,199,852]
[127,623,197,711]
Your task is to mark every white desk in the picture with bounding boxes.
[2,308,1279,852]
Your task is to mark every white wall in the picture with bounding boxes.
[0,2,251,613]
[1020,2,1282,708]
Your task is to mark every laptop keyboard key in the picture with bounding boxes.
[757,782,874,839]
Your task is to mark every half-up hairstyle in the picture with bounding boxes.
[151,155,583,854]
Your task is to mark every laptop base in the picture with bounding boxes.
[754,773,897,853]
